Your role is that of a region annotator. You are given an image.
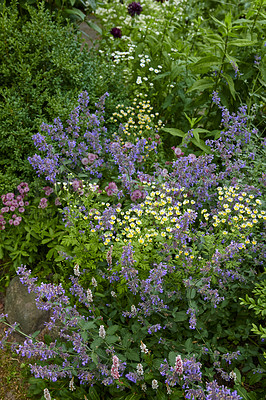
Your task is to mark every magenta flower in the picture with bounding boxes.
[55,198,61,206]
[110,27,122,38]
[87,153,98,164]
[38,198,48,209]
[43,186,54,196]
[131,189,143,202]
[81,157,89,165]
[172,147,184,157]
[18,207,25,213]
[128,2,143,16]
[6,193,14,201]
[105,182,118,196]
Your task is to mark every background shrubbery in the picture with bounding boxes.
[0,1,128,193]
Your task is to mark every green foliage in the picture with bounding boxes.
[0,1,128,193]
[1,0,98,23]
[96,0,265,150]
[0,187,68,281]
[240,270,266,345]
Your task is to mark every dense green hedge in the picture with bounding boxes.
[0,1,128,193]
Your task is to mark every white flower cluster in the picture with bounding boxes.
[99,325,106,339]
[140,341,149,354]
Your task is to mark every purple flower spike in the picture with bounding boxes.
[128,2,143,17]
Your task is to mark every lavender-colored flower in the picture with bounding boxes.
[128,2,143,17]
[110,27,122,38]
[206,380,242,399]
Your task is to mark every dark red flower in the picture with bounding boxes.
[110,27,122,38]
[127,2,143,17]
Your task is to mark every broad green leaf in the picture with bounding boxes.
[126,349,140,361]
[187,78,214,93]
[191,138,212,154]
[107,325,119,335]
[174,311,187,322]
[106,335,119,344]
[189,56,220,74]
[168,351,177,365]
[163,128,186,137]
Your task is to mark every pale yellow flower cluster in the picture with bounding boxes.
[209,185,265,242]
[109,96,163,141]
[90,183,195,249]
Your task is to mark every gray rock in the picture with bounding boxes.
[5,276,50,335]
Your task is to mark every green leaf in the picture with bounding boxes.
[187,78,214,93]
[64,8,86,21]
[85,19,102,34]
[163,128,186,137]
[107,325,119,335]
[168,351,177,365]
[223,73,236,100]
[126,349,140,361]
[124,394,142,400]
[229,39,257,47]
[106,335,119,344]
[210,15,226,28]
[88,385,101,400]
[191,138,212,154]
[189,57,220,74]
[174,311,187,322]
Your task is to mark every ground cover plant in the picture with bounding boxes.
[0,89,265,399]
[0,0,265,399]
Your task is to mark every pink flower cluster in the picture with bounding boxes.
[0,182,30,229]
[105,182,118,196]
[81,153,98,166]
[38,198,48,209]
[111,355,120,380]
[130,189,145,202]
[174,355,183,375]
